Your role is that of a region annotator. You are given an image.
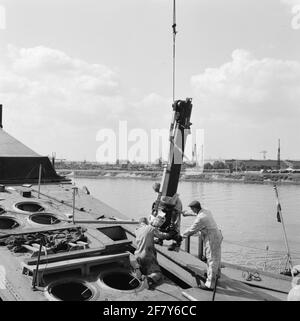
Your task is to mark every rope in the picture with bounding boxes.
[172,0,177,103]
[222,239,300,254]
[0,162,50,182]
[30,188,88,214]
[273,184,294,277]
[184,235,300,273]
[185,235,300,256]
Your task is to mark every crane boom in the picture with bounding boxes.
[153,98,193,214]
[152,2,193,214]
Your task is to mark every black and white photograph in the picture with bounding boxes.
[0,0,300,310]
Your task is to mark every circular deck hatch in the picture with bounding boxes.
[29,213,61,225]
[99,269,141,291]
[46,280,95,301]
[14,201,45,213]
[0,216,19,229]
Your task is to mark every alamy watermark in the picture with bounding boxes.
[291,5,300,29]
[96,121,205,164]
[0,4,6,30]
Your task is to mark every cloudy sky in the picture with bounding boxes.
[0,0,300,161]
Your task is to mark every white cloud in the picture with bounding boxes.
[281,0,300,30]
[0,45,125,159]
[191,49,300,124]
[0,46,125,129]
[6,45,120,96]
[190,49,300,159]
[281,0,300,8]
[0,45,172,160]
[5,44,299,161]
[128,93,171,127]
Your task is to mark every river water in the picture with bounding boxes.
[73,177,300,272]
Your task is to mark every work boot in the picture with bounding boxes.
[154,238,163,246]
[198,280,213,291]
[201,256,207,263]
[146,276,155,290]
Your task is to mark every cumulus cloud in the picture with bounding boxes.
[280,0,300,19]
[0,45,172,160]
[0,46,125,159]
[3,44,298,161]
[6,45,120,97]
[128,93,171,128]
[281,0,300,8]
[190,49,300,159]
[1,46,126,142]
[191,49,300,124]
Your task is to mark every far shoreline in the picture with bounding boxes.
[58,169,300,186]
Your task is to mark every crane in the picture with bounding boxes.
[277,139,281,170]
[260,150,267,160]
[153,0,193,209]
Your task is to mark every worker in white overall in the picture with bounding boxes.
[182,200,223,291]
[288,266,300,301]
[288,278,300,301]
[134,217,163,288]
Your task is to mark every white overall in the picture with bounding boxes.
[134,223,162,283]
[183,208,223,289]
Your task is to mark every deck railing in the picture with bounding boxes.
[184,235,204,261]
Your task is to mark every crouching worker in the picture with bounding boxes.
[134,217,163,289]
[182,200,223,291]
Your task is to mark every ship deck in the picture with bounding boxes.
[0,183,291,301]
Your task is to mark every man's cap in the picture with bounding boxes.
[188,200,201,209]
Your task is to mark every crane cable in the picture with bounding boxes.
[172,0,177,103]
[152,0,178,217]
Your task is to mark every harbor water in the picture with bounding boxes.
[74,177,300,272]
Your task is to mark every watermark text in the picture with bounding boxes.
[96,121,205,165]
[0,5,6,30]
[291,5,300,29]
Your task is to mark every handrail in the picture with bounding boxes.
[184,235,204,261]
[184,235,190,253]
